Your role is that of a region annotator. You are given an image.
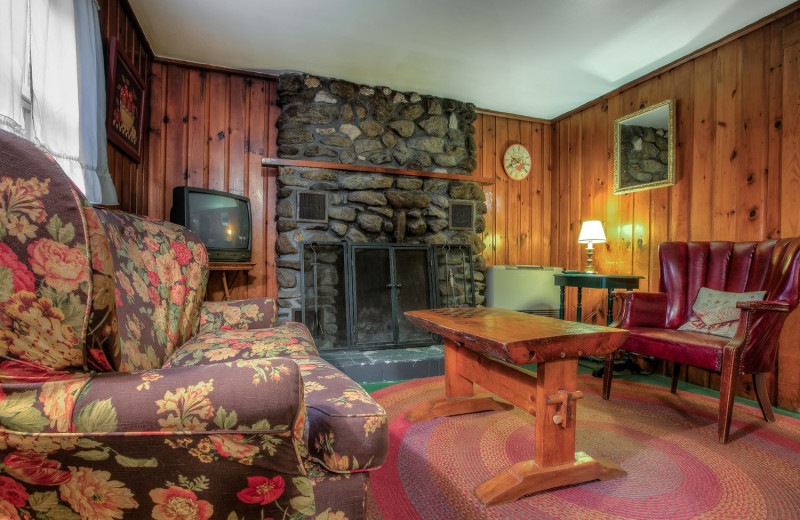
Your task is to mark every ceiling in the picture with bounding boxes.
[128,0,795,120]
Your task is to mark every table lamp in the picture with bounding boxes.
[578,220,606,273]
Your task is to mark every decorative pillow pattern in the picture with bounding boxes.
[677,287,766,338]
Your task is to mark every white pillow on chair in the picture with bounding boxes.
[677,287,766,338]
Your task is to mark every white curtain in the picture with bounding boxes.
[75,0,117,204]
[0,1,28,136]
[0,0,118,205]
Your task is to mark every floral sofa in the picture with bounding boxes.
[0,129,388,520]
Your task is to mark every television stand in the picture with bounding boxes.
[208,262,256,300]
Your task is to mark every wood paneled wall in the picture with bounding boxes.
[98,0,152,214]
[474,112,553,267]
[546,10,800,409]
[146,62,279,301]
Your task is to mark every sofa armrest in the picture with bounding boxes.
[0,359,317,519]
[610,291,668,329]
[199,297,277,333]
[73,359,303,437]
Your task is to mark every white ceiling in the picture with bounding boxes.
[128,0,795,120]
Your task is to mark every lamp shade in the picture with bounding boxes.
[578,220,606,244]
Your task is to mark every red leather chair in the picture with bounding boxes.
[603,239,800,443]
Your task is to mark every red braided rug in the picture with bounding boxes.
[366,375,800,520]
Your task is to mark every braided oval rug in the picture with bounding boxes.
[366,375,800,520]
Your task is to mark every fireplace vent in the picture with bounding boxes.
[449,202,474,231]
[297,191,328,223]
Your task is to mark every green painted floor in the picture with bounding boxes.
[362,359,800,420]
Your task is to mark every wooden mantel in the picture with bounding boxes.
[261,157,493,185]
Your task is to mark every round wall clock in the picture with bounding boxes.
[503,144,531,180]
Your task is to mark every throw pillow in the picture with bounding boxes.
[677,287,766,338]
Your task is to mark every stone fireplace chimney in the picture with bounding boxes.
[273,73,487,351]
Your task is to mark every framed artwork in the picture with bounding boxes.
[613,99,675,194]
[106,37,145,163]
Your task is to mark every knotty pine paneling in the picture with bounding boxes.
[147,62,279,301]
[475,113,553,269]
[98,0,152,214]
[548,9,800,410]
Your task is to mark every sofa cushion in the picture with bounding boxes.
[296,356,388,474]
[623,326,728,371]
[165,322,318,367]
[0,130,92,370]
[198,299,278,333]
[82,199,119,372]
[95,209,209,371]
[677,287,766,338]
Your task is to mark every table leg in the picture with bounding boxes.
[474,358,626,506]
[444,338,473,397]
[535,358,577,467]
[576,287,583,323]
[607,288,613,326]
[559,286,565,320]
[405,339,513,423]
[220,272,231,301]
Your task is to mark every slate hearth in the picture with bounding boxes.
[320,345,444,383]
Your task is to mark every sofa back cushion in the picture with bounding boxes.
[82,199,119,371]
[95,208,209,370]
[0,130,92,370]
[659,239,800,328]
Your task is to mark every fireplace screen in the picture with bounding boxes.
[300,242,475,350]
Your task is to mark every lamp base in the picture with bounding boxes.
[584,248,598,274]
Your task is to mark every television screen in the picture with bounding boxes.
[170,187,252,262]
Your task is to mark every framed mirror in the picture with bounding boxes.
[613,99,675,194]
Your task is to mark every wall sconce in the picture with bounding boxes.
[578,220,606,273]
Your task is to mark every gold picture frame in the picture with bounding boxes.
[613,99,675,194]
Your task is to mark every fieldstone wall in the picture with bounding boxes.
[275,167,488,329]
[277,73,477,175]
[274,73,487,340]
[618,125,669,184]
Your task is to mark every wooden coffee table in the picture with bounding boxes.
[404,307,629,506]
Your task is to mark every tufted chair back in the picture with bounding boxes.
[658,240,800,330]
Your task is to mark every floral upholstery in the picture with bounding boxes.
[0,135,92,370]
[0,130,387,520]
[166,322,318,367]
[95,208,209,371]
[82,199,118,372]
[295,356,388,473]
[199,298,278,333]
[0,357,314,519]
[168,329,390,474]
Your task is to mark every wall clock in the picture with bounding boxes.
[503,144,531,180]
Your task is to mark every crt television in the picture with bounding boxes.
[170,187,252,262]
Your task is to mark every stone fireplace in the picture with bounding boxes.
[273,73,486,351]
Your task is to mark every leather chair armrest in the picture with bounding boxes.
[731,300,792,375]
[611,291,668,328]
[736,300,791,312]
